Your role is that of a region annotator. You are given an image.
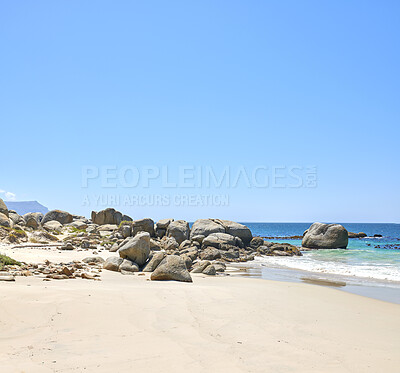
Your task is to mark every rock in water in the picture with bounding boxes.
[118,231,150,266]
[150,255,193,282]
[302,222,348,249]
[42,210,73,225]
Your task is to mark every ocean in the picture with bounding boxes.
[238,223,400,302]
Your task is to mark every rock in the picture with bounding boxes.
[202,265,216,275]
[190,219,225,239]
[43,220,63,232]
[42,210,73,225]
[81,273,96,280]
[91,208,127,226]
[156,218,173,231]
[181,255,193,270]
[9,211,24,226]
[119,259,139,274]
[142,252,166,272]
[374,234,383,238]
[191,260,211,273]
[160,236,179,251]
[82,256,105,264]
[68,220,88,230]
[166,220,190,244]
[0,275,15,281]
[150,238,162,251]
[213,262,226,272]
[150,255,192,282]
[221,249,239,261]
[103,256,123,272]
[216,220,253,245]
[179,239,192,251]
[61,242,75,250]
[200,247,221,260]
[97,224,118,232]
[250,237,264,249]
[117,231,150,266]
[302,222,348,249]
[191,235,205,245]
[0,198,8,217]
[131,218,155,237]
[0,212,11,228]
[61,267,73,276]
[119,223,132,238]
[202,232,237,249]
[23,212,43,228]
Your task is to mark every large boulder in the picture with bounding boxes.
[103,256,123,272]
[8,211,24,226]
[216,220,252,246]
[43,220,63,232]
[202,232,237,249]
[0,212,10,228]
[166,220,190,244]
[23,212,43,229]
[117,231,150,266]
[42,210,73,225]
[131,218,155,237]
[190,219,225,239]
[302,222,348,249]
[0,198,9,217]
[91,208,130,226]
[150,255,192,282]
[142,252,166,272]
[155,218,174,238]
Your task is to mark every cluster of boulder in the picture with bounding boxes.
[0,257,103,281]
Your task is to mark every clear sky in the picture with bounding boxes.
[1,0,399,223]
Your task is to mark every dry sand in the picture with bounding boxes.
[1,245,400,372]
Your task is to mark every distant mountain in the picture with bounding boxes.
[5,201,49,215]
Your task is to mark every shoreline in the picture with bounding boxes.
[1,270,399,372]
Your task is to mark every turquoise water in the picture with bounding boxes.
[243,223,400,284]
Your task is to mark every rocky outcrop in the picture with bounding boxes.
[348,232,367,238]
[118,232,150,266]
[150,255,192,282]
[91,208,131,226]
[302,223,348,249]
[42,210,73,225]
[166,220,190,244]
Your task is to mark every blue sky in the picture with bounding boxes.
[1,0,399,222]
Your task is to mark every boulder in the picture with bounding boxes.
[43,220,63,232]
[82,256,105,264]
[150,255,192,282]
[202,265,216,275]
[202,232,237,249]
[216,220,253,245]
[119,223,132,238]
[0,212,11,228]
[348,232,367,238]
[118,231,150,266]
[250,237,264,249]
[190,219,225,239]
[190,260,211,273]
[302,223,348,249]
[97,224,118,232]
[142,252,166,272]
[103,256,123,272]
[0,198,8,217]
[131,218,155,237]
[200,247,221,260]
[150,238,162,251]
[42,210,73,225]
[23,212,43,229]
[160,236,179,251]
[91,208,127,226]
[119,259,140,274]
[9,211,24,226]
[166,220,190,244]
[68,220,88,230]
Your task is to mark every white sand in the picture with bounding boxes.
[1,246,399,372]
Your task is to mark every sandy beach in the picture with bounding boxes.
[1,246,399,373]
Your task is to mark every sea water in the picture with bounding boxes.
[243,223,400,289]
